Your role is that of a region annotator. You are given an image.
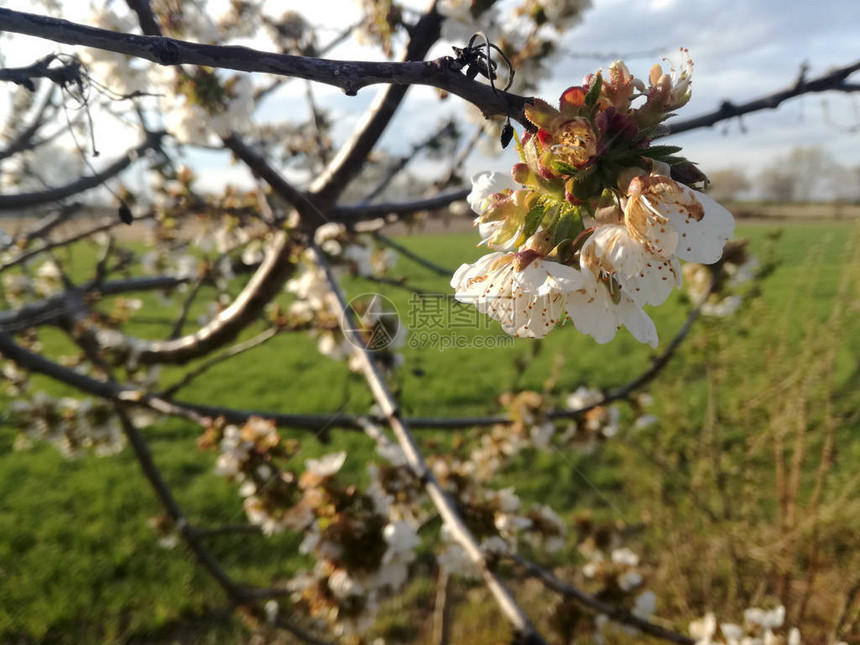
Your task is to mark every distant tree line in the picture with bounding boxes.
[708,145,860,203]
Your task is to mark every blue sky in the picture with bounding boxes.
[1,0,858,197]
[207,0,860,194]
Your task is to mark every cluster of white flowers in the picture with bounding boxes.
[172,0,221,44]
[217,0,264,40]
[364,426,431,530]
[147,514,180,550]
[567,524,659,642]
[430,459,567,575]
[287,223,405,369]
[465,391,545,474]
[291,516,421,639]
[1,259,64,306]
[163,73,255,145]
[556,386,622,452]
[9,393,126,457]
[689,606,825,645]
[208,419,424,638]
[287,249,353,360]
[288,452,421,639]
[314,222,397,279]
[580,545,645,592]
[212,418,306,536]
[591,590,658,642]
[78,8,148,95]
[2,360,28,397]
[453,55,735,347]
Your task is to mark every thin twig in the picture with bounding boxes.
[0,7,528,130]
[0,210,154,273]
[362,274,431,296]
[168,273,206,340]
[0,275,188,333]
[0,130,164,211]
[0,85,57,161]
[0,53,81,89]
[432,569,454,645]
[0,201,80,252]
[331,188,470,222]
[508,553,695,645]
[668,60,860,135]
[253,18,365,104]
[309,242,546,644]
[160,326,280,399]
[372,231,454,276]
[306,6,445,203]
[304,81,329,172]
[359,120,457,204]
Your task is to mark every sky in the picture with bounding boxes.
[0,0,858,198]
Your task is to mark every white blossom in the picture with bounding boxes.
[625,172,735,264]
[611,546,639,567]
[690,612,717,645]
[744,606,785,630]
[328,569,364,600]
[451,249,584,339]
[305,451,347,478]
[632,590,657,619]
[583,224,682,307]
[618,570,643,591]
[565,263,659,347]
[721,623,743,642]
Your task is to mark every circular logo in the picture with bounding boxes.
[342,293,401,351]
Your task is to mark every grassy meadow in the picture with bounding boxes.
[1,220,859,643]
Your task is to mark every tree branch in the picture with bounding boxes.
[307,5,446,205]
[667,60,860,135]
[159,326,281,399]
[0,210,155,272]
[0,7,530,128]
[0,130,164,211]
[0,201,80,253]
[126,231,297,365]
[372,231,455,276]
[309,242,546,644]
[66,328,335,645]
[0,275,189,333]
[0,285,705,440]
[2,8,855,149]
[330,188,471,222]
[508,553,695,645]
[0,54,81,90]
[0,85,57,161]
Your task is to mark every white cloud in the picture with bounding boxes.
[2,0,857,200]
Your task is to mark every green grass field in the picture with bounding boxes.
[1,221,859,643]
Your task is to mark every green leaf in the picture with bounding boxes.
[639,145,684,159]
[550,160,580,177]
[522,204,547,240]
[549,239,575,263]
[554,206,583,243]
[585,72,603,108]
